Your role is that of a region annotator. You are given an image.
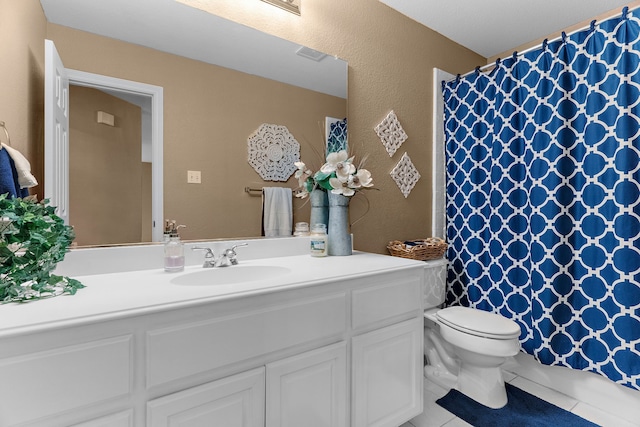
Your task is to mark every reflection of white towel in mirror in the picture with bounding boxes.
[262,187,292,237]
[2,143,38,189]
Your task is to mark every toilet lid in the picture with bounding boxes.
[436,306,521,339]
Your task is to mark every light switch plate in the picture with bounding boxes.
[187,170,201,184]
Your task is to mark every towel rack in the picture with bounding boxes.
[245,186,300,197]
[244,186,263,196]
[0,121,11,146]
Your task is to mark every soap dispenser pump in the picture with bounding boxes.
[164,221,185,272]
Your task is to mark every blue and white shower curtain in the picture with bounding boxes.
[443,8,640,390]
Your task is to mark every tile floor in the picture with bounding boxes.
[400,370,639,427]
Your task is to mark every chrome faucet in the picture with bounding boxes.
[192,243,248,268]
[192,247,217,268]
[218,243,248,267]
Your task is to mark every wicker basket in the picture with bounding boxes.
[387,237,447,261]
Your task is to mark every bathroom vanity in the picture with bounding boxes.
[0,240,425,427]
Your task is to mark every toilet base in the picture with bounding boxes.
[423,309,519,409]
[457,363,508,409]
[424,364,457,390]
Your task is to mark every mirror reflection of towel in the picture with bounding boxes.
[262,187,292,237]
[0,148,27,198]
[2,143,37,189]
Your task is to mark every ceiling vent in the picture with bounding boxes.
[261,0,300,15]
[296,46,327,62]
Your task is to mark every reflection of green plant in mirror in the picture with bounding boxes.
[0,195,84,303]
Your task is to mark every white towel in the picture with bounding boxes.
[262,187,292,237]
[1,143,38,188]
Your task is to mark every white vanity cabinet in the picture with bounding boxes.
[352,319,423,427]
[147,342,348,427]
[0,331,135,427]
[71,411,135,427]
[147,367,266,426]
[266,342,347,427]
[0,253,424,427]
[350,273,424,427]
[145,288,349,427]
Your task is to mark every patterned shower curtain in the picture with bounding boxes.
[443,8,640,390]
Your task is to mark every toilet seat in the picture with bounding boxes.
[436,306,521,340]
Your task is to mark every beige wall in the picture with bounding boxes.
[0,0,46,198]
[69,86,144,246]
[5,0,484,253]
[488,2,639,63]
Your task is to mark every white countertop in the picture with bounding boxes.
[0,252,424,337]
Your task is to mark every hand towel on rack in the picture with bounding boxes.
[0,147,27,198]
[262,187,292,237]
[1,143,37,188]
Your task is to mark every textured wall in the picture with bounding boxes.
[69,86,144,246]
[488,1,640,63]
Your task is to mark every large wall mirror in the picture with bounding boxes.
[39,0,348,247]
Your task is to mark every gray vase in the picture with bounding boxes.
[309,188,329,230]
[327,192,352,256]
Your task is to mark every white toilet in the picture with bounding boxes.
[423,262,521,409]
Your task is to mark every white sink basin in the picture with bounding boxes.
[170,265,292,286]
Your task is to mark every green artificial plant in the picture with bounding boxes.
[0,194,84,303]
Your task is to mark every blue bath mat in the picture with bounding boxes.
[436,383,599,427]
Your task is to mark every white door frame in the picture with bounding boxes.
[432,68,455,240]
[65,69,164,243]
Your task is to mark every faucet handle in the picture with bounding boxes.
[192,246,215,257]
[225,243,248,265]
[192,246,216,267]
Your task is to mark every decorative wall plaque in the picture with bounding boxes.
[375,110,408,157]
[248,124,300,182]
[390,152,420,198]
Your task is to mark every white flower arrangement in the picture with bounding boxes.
[295,150,373,198]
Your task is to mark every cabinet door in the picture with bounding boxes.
[147,367,265,427]
[352,318,423,427]
[266,342,347,427]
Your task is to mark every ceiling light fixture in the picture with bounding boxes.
[261,0,300,15]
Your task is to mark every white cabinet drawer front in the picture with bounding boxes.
[147,367,265,427]
[147,292,347,388]
[352,275,422,330]
[71,410,134,427]
[0,335,133,426]
[266,342,347,427]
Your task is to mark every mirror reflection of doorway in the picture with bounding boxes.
[45,39,164,245]
[68,86,152,246]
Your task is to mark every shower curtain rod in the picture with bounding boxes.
[448,5,637,82]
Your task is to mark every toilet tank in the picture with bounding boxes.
[424,258,448,309]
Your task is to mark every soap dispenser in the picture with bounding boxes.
[164,221,185,272]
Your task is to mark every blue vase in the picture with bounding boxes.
[327,192,352,256]
[310,188,329,230]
